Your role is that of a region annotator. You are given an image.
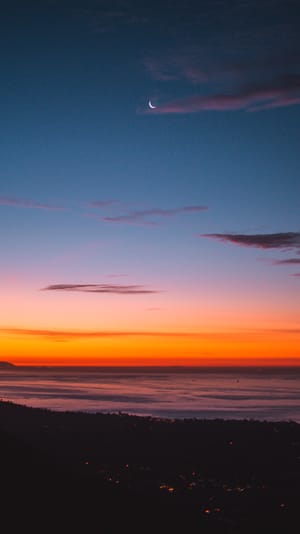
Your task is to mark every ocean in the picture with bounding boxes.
[0,366,299,422]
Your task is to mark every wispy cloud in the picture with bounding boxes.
[1,326,299,343]
[0,196,66,211]
[143,0,300,115]
[201,232,300,277]
[272,258,300,265]
[144,53,249,85]
[144,55,208,83]
[99,214,156,227]
[41,283,160,294]
[144,47,300,87]
[98,205,208,225]
[0,327,195,341]
[144,75,300,114]
[106,273,128,278]
[201,232,300,250]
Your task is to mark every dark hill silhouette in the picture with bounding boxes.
[0,400,299,533]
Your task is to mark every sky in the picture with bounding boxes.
[1,0,300,365]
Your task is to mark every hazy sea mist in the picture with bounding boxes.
[1,366,299,422]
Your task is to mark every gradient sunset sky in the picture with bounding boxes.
[1,0,300,365]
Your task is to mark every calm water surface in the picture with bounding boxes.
[0,366,299,422]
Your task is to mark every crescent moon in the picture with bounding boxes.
[148,100,156,109]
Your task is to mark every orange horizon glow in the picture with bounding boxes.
[1,325,299,367]
[8,359,300,367]
[2,275,299,368]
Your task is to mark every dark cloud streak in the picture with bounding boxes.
[41,283,160,294]
[201,232,300,250]
[101,205,208,225]
[272,258,300,265]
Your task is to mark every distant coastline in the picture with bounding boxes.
[4,364,300,374]
[0,361,16,369]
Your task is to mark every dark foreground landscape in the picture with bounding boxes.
[0,400,299,533]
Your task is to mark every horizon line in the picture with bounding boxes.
[3,361,300,369]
